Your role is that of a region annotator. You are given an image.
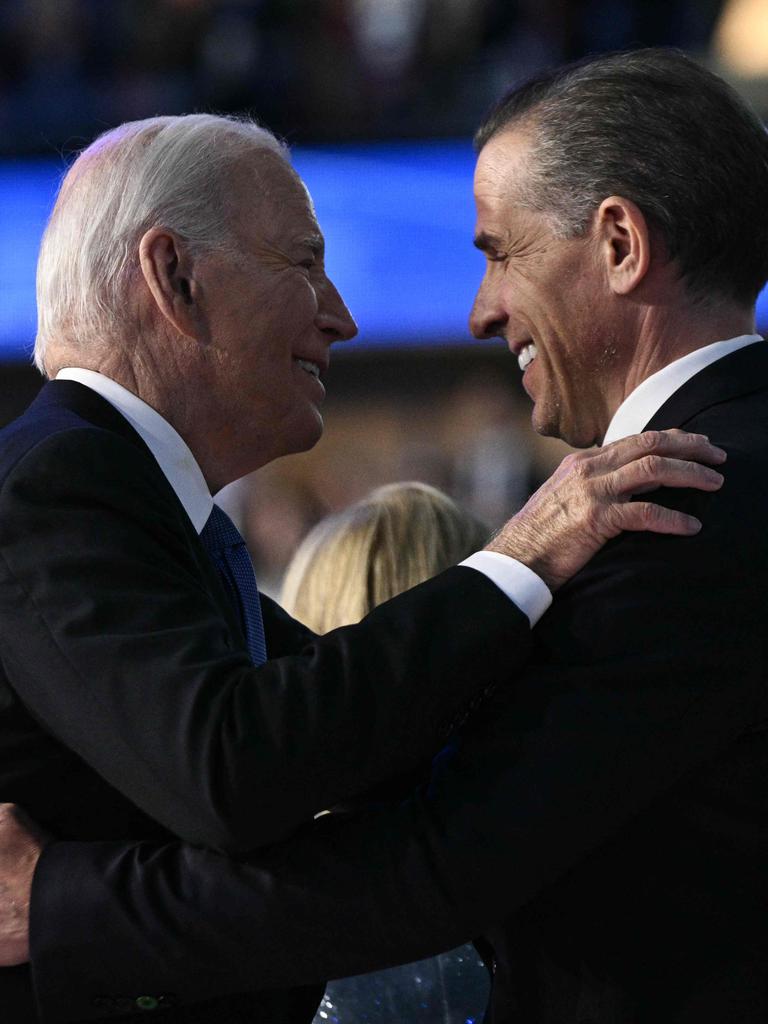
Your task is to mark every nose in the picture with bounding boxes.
[316,275,358,343]
[469,272,508,340]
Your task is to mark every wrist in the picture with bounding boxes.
[484,527,560,592]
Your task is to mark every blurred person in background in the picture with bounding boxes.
[0,105,716,1024]
[281,481,488,632]
[281,480,490,1023]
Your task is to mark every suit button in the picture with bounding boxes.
[135,996,160,1011]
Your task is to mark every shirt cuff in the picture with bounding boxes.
[460,551,552,627]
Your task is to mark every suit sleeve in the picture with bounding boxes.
[27,445,768,1022]
[0,427,531,853]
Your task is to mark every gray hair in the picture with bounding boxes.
[475,49,768,307]
[34,113,289,374]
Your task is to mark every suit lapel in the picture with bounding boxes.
[643,340,768,432]
[31,379,154,450]
[32,380,247,650]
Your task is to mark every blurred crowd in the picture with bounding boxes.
[0,0,724,155]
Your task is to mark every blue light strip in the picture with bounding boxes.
[2,142,766,361]
[0,159,65,360]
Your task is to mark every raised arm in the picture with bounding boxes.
[0,425,723,857]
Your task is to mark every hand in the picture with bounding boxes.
[0,803,48,967]
[486,429,726,591]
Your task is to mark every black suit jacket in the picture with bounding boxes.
[0,379,531,1023]
[31,342,768,1024]
[27,344,768,1023]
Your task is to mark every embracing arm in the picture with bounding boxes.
[0,424,722,853]
[25,444,764,1022]
[0,425,532,854]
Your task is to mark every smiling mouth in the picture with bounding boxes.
[296,358,322,380]
[518,342,538,372]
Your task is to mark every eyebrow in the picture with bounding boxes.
[303,233,325,256]
[473,231,503,253]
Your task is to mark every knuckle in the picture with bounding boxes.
[598,502,626,537]
[603,504,623,528]
[639,502,663,524]
[573,452,592,476]
[638,430,662,451]
[563,452,591,482]
[639,454,662,477]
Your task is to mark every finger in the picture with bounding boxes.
[609,501,702,536]
[608,455,724,497]
[651,430,727,464]
[597,430,727,471]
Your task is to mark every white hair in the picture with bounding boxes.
[34,113,289,374]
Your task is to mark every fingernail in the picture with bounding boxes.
[685,516,702,532]
[710,448,727,463]
[707,470,725,485]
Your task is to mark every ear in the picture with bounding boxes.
[595,196,651,296]
[138,227,204,339]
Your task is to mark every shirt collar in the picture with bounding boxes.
[56,367,213,533]
[602,334,764,446]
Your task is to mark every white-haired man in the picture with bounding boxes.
[0,105,729,1024]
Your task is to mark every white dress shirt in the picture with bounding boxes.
[55,367,551,624]
[602,334,763,445]
[468,333,762,620]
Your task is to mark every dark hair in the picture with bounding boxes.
[475,49,768,306]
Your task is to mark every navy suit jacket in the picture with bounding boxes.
[0,379,530,1022]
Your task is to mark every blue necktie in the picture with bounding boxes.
[200,504,267,666]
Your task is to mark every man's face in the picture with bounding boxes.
[470,129,623,448]
[196,154,357,470]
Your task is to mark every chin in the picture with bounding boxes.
[287,410,324,456]
[532,401,595,449]
[530,403,560,441]
[557,424,599,449]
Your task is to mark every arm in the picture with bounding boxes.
[26,444,764,1021]
[0,425,721,853]
[0,428,528,852]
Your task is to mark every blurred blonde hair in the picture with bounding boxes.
[281,482,488,634]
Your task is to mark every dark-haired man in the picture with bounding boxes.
[4,49,768,1024]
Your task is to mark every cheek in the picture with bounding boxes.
[270,281,319,350]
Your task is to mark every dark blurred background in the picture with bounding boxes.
[0,0,739,152]
[2,0,767,594]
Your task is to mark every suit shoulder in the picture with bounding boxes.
[679,402,768,531]
[0,408,164,510]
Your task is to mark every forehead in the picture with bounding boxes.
[474,128,533,209]
[229,152,322,247]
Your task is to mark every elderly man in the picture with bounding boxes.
[0,52,753,1024]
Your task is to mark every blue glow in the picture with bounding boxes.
[0,159,64,361]
[757,285,768,331]
[292,142,481,348]
[2,143,767,361]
